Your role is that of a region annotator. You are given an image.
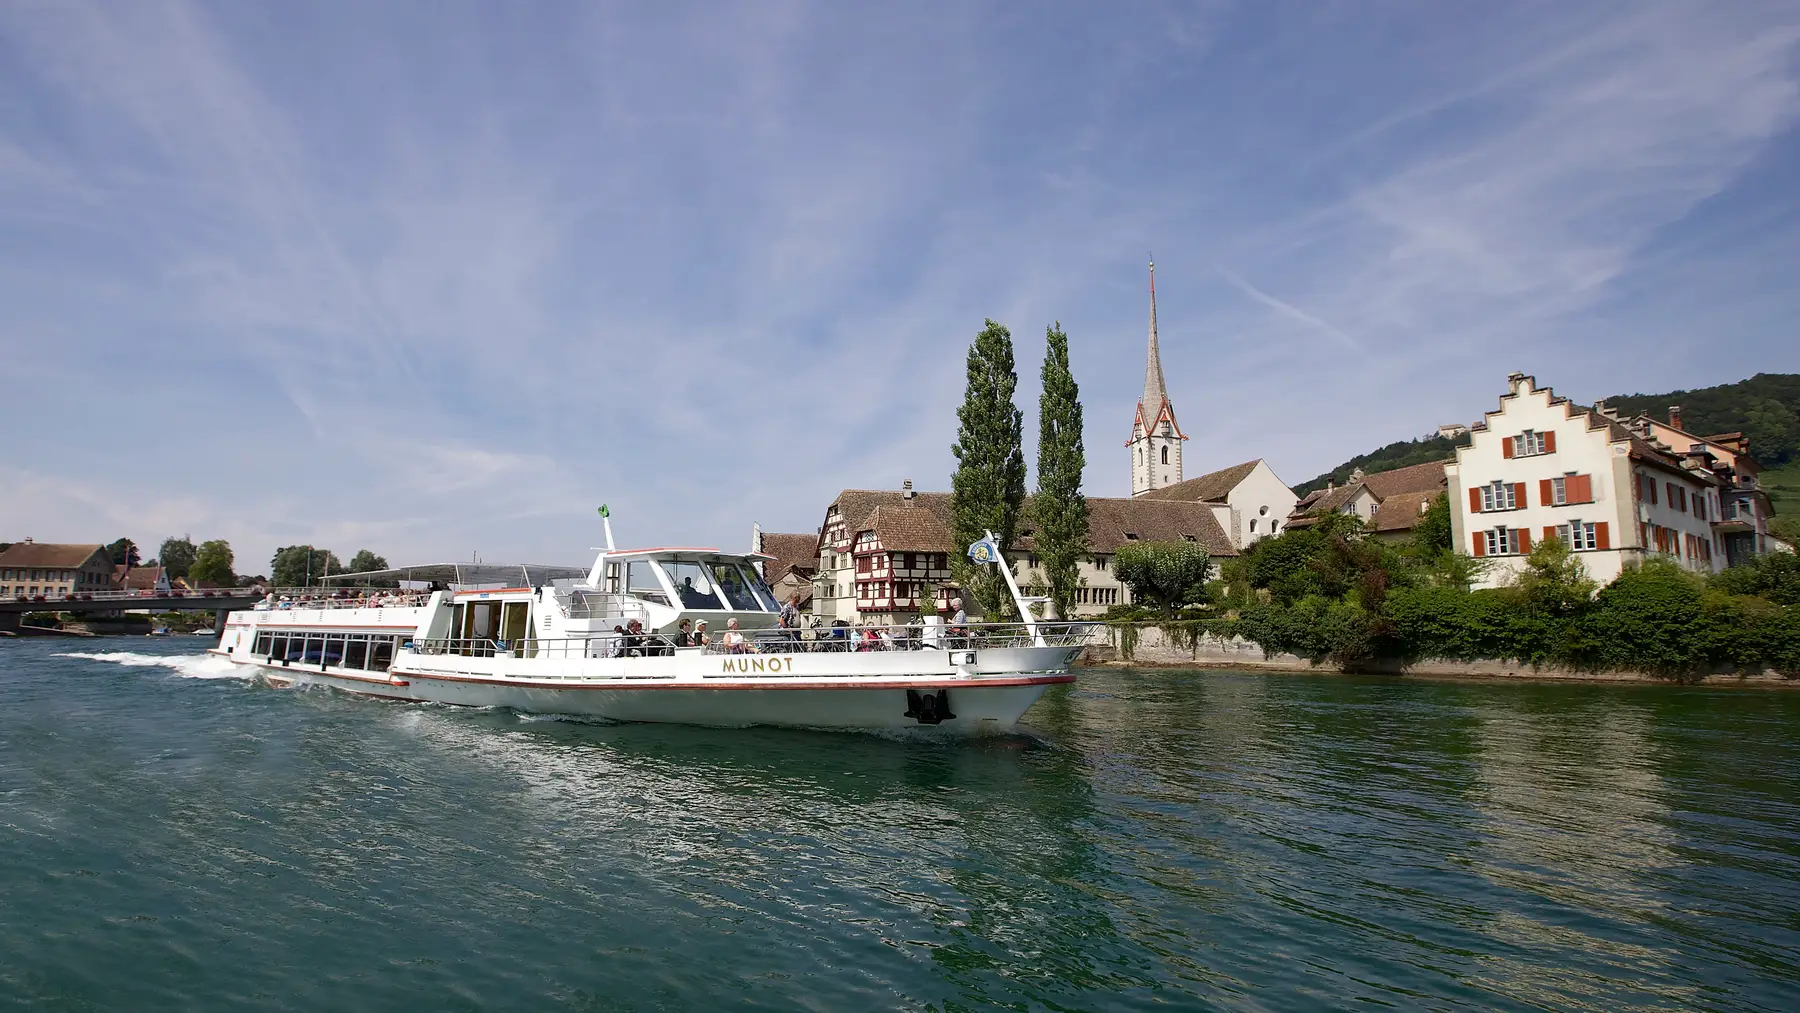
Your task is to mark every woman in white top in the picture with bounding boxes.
[722,618,748,654]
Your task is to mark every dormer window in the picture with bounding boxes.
[1124,532,1139,540]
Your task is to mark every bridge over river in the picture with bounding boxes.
[0,588,265,636]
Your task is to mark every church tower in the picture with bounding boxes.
[1128,260,1186,496]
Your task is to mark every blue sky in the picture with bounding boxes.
[4,1,1799,574]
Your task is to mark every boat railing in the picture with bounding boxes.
[555,590,655,621]
[707,621,1098,654]
[406,621,1096,662]
[249,590,435,611]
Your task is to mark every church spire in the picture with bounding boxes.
[1142,260,1167,415]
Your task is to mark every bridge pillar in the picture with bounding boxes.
[0,612,18,635]
[213,608,230,642]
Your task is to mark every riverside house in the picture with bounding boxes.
[0,541,116,599]
[1446,373,1729,588]
[806,481,1237,623]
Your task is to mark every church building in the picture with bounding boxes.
[1127,262,1186,495]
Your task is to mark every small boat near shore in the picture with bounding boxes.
[210,517,1085,733]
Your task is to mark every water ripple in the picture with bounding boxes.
[2,641,1797,1010]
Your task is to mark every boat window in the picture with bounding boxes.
[710,562,763,611]
[370,638,394,672]
[661,560,723,609]
[626,560,671,606]
[742,564,780,611]
[344,637,368,669]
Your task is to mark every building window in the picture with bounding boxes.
[1484,528,1518,556]
[1480,481,1517,512]
[1558,521,1596,551]
[1550,476,1567,506]
[1160,446,1169,465]
[1511,430,1548,456]
[1249,519,1258,533]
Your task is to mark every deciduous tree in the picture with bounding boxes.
[1032,322,1088,620]
[189,540,235,587]
[270,545,344,588]
[949,319,1026,618]
[1112,541,1211,618]
[159,536,198,579]
[346,549,397,587]
[107,538,140,568]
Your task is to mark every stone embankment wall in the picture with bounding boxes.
[1081,624,1795,686]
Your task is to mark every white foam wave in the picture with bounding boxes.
[54,651,247,680]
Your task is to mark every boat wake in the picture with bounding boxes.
[54,651,247,680]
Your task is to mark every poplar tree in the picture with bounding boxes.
[950,319,1027,618]
[1033,322,1088,619]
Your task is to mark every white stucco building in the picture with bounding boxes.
[1138,458,1299,550]
[1446,373,1729,588]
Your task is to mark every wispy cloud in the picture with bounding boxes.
[2,0,1798,568]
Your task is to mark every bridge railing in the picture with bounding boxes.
[4,587,266,605]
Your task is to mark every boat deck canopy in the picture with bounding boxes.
[321,563,591,586]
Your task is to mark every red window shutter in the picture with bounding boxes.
[1513,483,1527,508]
[1516,528,1531,553]
[1595,522,1610,550]
[1543,525,1557,544]
[1469,488,1483,513]
[1649,481,1657,505]
[1472,533,1486,557]
[1543,431,1556,453]
[1502,437,1515,459]
[1539,479,1554,506]
[1572,474,1592,503]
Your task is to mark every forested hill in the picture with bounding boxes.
[1291,372,1800,497]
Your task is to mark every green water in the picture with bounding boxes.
[2,641,1797,1011]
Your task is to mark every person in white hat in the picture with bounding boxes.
[693,618,708,649]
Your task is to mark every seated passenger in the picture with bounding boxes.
[693,619,709,649]
[673,619,693,647]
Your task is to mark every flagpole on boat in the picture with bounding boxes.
[978,529,1045,647]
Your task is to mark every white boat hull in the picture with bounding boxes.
[227,649,1075,733]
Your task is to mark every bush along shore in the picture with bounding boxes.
[1098,502,1800,684]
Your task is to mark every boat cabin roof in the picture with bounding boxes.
[604,546,773,561]
[320,562,590,586]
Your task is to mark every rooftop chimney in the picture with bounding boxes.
[902,479,915,502]
[1668,405,1684,431]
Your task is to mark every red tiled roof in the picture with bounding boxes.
[0,542,108,569]
[1360,460,1448,497]
[1136,460,1262,503]
[757,532,819,581]
[825,488,1238,557]
[1371,490,1440,532]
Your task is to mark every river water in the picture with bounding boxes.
[2,639,1797,1011]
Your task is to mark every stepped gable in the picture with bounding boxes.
[1137,460,1261,503]
[757,532,820,580]
[1359,460,1448,497]
[0,542,106,568]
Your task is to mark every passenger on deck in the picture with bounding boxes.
[608,624,627,658]
[779,592,801,630]
[723,618,748,654]
[693,619,708,650]
[673,619,693,647]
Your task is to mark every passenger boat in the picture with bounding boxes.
[209,519,1087,733]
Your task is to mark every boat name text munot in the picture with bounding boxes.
[719,656,797,674]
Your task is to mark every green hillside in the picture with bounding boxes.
[1292,434,1468,496]
[1294,373,1800,509]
